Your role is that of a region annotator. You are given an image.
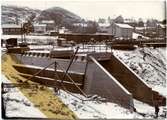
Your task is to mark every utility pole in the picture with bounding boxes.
[54,61,59,93]
[21,23,23,43]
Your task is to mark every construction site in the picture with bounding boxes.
[1,32,166,119]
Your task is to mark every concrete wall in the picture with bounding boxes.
[14,54,86,73]
[13,64,84,84]
[84,56,134,109]
[99,54,154,105]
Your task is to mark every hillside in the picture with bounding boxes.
[36,7,81,27]
[1,5,41,24]
[2,5,82,29]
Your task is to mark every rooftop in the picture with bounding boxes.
[73,23,88,27]
[135,27,145,30]
[115,23,133,29]
[157,23,166,28]
[33,24,47,27]
[98,23,110,27]
[2,24,22,28]
[41,20,55,24]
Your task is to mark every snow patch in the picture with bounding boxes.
[56,89,134,119]
[2,74,46,118]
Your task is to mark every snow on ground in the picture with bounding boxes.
[1,46,166,119]
[1,74,46,118]
[113,47,166,90]
[134,99,166,119]
[2,35,57,45]
[29,45,54,50]
[132,32,149,39]
[1,35,57,40]
[56,89,136,119]
[111,47,166,118]
[56,89,167,119]
[113,47,166,118]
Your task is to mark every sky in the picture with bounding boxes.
[1,0,166,21]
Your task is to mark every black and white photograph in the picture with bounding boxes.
[1,0,166,119]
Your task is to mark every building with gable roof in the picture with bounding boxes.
[108,23,133,38]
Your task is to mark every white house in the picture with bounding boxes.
[41,20,54,24]
[135,27,145,34]
[33,24,47,33]
[59,27,70,33]
[98,23,110,33]
[109,23,133,38]
[41,20,55,31]
[2,24,22,35]
[73,23,88,27]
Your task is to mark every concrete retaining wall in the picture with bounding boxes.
[84,56,134,109]
[18,73,82,93]
[13,64,84,84]
[13,53,165,106]
[14,54,86,73]
[99,54,155,106]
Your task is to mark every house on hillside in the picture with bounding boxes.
[1,16,16,24]
[98,23,110,33]
[73,23,88,27]
[33,24,47,33]
[2,24,22,35]
[41,20,56,31]
[156,23,166,37]
[72,22,88,33]
[135,27,145,34]
[124,19,137,27]
[108,23,133,38]
[59,27,70,33]
[114,15,124,23]
[146,19,158,28]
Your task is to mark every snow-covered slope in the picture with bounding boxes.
[1,5,40,24]
[56,89,135,119]
[56,89,166,119]
[113,47,166,89]
[2,74,46,118]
